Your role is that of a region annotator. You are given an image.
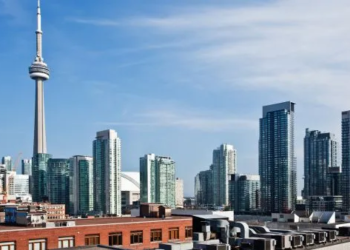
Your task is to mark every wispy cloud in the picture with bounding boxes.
[68,18,120,26]
[0,0,28,24]
[72,0,350,110]
[98,108,257,132]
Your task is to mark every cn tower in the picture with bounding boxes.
[29,0,50,155]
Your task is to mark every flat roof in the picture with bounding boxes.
[0,216,191,232]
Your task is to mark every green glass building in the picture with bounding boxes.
[47,158,70,213]
[69,156,94,215]
[32,153,52,202]
[140,154,176,208]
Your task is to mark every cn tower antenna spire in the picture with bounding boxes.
[29,0,50,155]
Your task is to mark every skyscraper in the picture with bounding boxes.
[342,111,350,212]
[140,154,176,208]
[69,156,94,215]
[22,159,32,175]
[8,174,30,198]
[47,159,70,213]
[2,156,12,171]
[304,129,338,198]
[29,0,52,202]
[229,174,260,212]
[259,101,296,213]
[175,178,184,208]
[194,168,213,207]
[212,144,237,206]
[93,130,121,215]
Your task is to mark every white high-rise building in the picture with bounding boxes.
[69,156,94,215]
[8,173,30,197]
[93,130,121,215]
[175,178,184,208]
[212,144,237,206]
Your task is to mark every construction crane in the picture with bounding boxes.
[2,152,22,204]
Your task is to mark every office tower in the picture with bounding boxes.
[22,159,32,175]
[229,174,260,212]
[121,172,140,213]
[212,144,237,206]
[175,178,184,208]
[304,129,338,198]
[8,174,30,197]
[140,154,176,208]
[259,101,296,213]
[342,111,350,212]
[2,156,12,171]
[69,156,94,215]
[47,159,70,213]
[29,0,52,202]
[93,130,121,215]
[327,167,342,196]
[194,168,213,207]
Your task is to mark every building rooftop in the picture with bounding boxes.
[0,216,191,232]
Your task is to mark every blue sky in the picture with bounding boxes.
[1,0,350,196]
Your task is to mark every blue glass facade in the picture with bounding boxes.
[342,111,350,212]
[259,101,296,213]
[32,153,51,202]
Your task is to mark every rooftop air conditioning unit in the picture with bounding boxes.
[300,230,326,244]
[238,237,276,250]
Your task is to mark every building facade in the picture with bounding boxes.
[47,159,70,213]
[304,129,338,198]
[342,111,350,212]
[69,156,94,216]
[22,159,32,175]
[175,178,184,208]
[93,130,121,215]
[229,174,260,213]
[1,156,12,171]
[259,101,296,213]
[140,154,176,208]
[194,168,213,207]
[212,144,237,206]
[8,174,30,197]
[32,153,51,202]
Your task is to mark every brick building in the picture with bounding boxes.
[0,216,192,249]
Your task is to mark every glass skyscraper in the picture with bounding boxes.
[342,111,350,212]
[304,129,338,197]
[32,153,51,202]
[22,159,32,175]
[69,156,94,215]
[47,158,70,213]
[2,156,12,171]
[229,174,260,212]
[259,101,296,213]
[93,130,121,216]
[212,144,237,206]
[140,154,176,208]
[195,168,213,207]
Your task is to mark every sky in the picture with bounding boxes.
[1,0,350,196]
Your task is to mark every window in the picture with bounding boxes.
[29,239,46,250]
[151,229,162,242]
[130,231,143,244]
[185,227,193,238]
[85,235,100,246]
[168,228,179,241]
[58,237,74,248]
[109,232,122,246]
[0,242,15,250]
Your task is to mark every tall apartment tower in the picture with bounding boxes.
[212,144,237,206]
[304,129,338,198]
[195,168,213,207]
[93,130,121,215]
[259,101,296,213]
[2,156,12,171]
[175,178,184,208]
[229,174,261,212]
[47,159,70,213]
[342,111,350,212]
[69,156,94,215]
[140,154,176,208]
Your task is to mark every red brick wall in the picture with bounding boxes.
[0,218,192,249]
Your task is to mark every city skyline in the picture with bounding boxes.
[1,0,350,196]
